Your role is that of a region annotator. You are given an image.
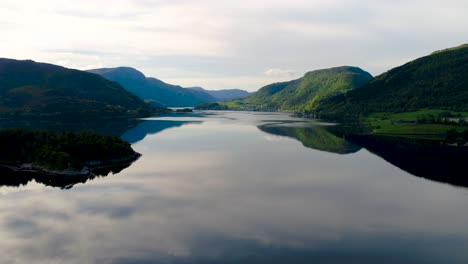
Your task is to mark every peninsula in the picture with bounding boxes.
[0,128,140,178]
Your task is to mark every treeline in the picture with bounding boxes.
[195,102,230,110]
[416,113,467,125]
[0,129,137,170]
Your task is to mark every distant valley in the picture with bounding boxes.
[0,43,466,141]
[196,44,468,141]
[197,44,468,119]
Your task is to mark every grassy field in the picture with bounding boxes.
[366,109,468,139]
[368,109,468,120]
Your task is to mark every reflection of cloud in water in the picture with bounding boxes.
[0,112,468,263]
[264,134,287,142]
[0,119,202,189]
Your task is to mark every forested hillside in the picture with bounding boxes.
[316,44,468,118]
[196,66,372,112]
[0,59,161,118]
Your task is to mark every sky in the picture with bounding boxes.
[0,0,467,91]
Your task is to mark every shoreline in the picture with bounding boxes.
[0,153,141,178]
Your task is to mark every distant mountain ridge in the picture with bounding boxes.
[187,87,250,101]
[196,66,373,112]
[0,58,159,118]
[88,67,249,107]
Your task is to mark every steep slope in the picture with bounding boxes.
[187,87,250,101]
[196,66,372,111]
[317,44,468,118]
[0,58,159,118]
[88,67,217,107]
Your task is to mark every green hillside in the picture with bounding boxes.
[316,44,468,119]
[431,44,468,55]
[0,59,164,118]
[196,66,372,112]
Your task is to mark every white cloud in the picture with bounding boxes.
[0,0,467,91]
[263,68,295,77]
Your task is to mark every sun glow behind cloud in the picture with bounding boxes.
[0,0,467,91]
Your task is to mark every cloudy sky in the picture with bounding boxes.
[1,0,467,91]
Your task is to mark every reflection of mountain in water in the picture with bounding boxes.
[0,117,201,189]
[0,119,139,138]
[0,115,203,143]
[260,123,468,188]
[346,134,468,188]
[121,120,202,144]
[0,162,135,189]
[258,124,361,154]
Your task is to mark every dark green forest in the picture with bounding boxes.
[0,129,138,170]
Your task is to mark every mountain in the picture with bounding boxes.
[0,58,160,118]
[88,67,216,107]
[196,66,372,112]
[316,44,468,118]
[88,67,249,107]
[187,87,250,101]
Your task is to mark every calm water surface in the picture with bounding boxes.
[1,111,468,264]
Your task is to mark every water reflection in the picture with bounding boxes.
[0,115,202,189]
[0,115,203,143]
[0,118,139,137]
[258,124,361,154]
[0,162,135,189]
[121,119,202,144]
[1,112,468,264]
[345,134,468,188]
[258,121,468,188]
